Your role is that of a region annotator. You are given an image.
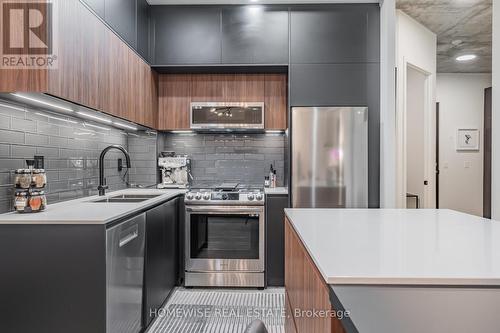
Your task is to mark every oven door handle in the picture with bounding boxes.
[186,206,263,214]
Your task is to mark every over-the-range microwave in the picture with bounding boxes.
[190,102,264,131]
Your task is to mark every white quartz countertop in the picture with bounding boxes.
[285,209,500,286]
[264,187,288,195]
[0,188,186,225]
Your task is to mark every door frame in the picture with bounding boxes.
[396,60,435,208]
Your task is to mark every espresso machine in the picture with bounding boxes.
[158,152,192,189]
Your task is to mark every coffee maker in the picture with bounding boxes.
[158,152,192,189]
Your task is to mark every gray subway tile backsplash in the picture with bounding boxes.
[159,132,285,188]
[0,99,158,214]
[0,98,286,213]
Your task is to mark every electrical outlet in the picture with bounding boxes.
[464,161,471,169]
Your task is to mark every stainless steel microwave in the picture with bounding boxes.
[190,102,265,130]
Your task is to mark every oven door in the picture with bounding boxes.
[185,205,264,272]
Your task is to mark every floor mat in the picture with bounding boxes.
[146,288,285,333]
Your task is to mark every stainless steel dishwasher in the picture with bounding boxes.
[106,213,146,333]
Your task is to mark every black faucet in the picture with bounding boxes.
[98,145,131,196]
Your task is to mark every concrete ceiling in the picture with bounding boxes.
[397,0,492,73]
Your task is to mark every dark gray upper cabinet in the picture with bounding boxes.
[221,6,288,64]
[152,7,222,65]
[290,63,369,106]
[83,0,105,18]
[136,0,150,61]
[290,5,380,64]
[105,0,137,49]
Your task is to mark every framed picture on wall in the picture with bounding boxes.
[456,129,480,151]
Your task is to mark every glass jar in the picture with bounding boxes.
[32,169,47,188]
[15,169,32,189]
[14,191,29,213]
[28,191,46,212]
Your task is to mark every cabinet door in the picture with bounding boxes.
[152,7,222,65]
[290,5,379,64]
[222,74,265,102]
[265,74,287,129]
[105,0,137,49]
[221,6,288,64]
[144,199,178,328]
[136,0,150,61]
[266,194,288,286]
[158,74,192,130]
[163,198,179,292]
[290,63,379,107]
[82,0,104,17]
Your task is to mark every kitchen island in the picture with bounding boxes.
[0,188,185,333]
[284,209,500,333]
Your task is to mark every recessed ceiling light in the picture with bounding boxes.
[250,0,259,2]
[11,93,73,112]
[456,54,477,62]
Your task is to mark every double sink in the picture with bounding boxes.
[91,194,161,203]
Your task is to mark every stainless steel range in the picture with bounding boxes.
[184,183,265,287]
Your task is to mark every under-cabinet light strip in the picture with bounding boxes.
[11,93,74,112]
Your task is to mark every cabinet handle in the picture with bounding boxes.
[119,224,139,247]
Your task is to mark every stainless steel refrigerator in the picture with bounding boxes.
[291,107,368,208]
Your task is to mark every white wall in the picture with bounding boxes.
[437,74,492,217]
[406,67,427,207]
[492,0,500,219]
[380,0,397,208]
[396,10,437,208]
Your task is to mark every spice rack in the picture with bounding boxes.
[14,160,47,213]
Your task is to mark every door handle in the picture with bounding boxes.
[186,206,262,214]
[119,224,139,247]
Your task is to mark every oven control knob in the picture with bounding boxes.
[186,193,194,200]
[195,192,202,200]
[222,193,228,200]
[203,193,210,200]
[255,193,263,201]
[247,193,255,201]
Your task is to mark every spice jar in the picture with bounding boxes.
[14,191,29,212]
[32,169,47,188]
[15,169,32,189]
[28,191,46,212]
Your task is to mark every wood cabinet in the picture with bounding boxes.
[265,74,288,130]
[158,73,287,130]
[285,216,347,333]
[158,74,192,130]
[46,0,157,128]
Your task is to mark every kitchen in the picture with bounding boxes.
[0,0,499,333]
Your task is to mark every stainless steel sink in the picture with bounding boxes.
[90,194,161,203]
